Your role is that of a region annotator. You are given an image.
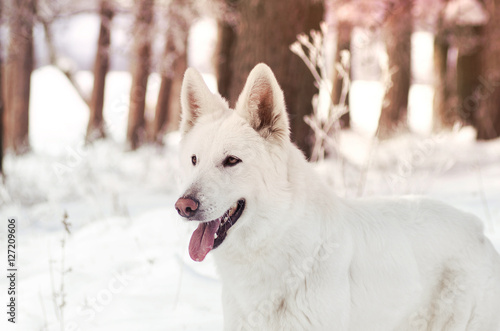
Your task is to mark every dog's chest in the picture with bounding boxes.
[220,264,330,330]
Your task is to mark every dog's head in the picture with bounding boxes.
[175,63,293,262]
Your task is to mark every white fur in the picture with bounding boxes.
[178,63,500,331]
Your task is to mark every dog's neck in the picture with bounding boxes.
[213,143,341,308]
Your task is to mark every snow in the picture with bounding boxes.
[29,67,89,155]
[445,0,489,26]
[349,80,384,135]
[1,30,500,331]
[349,81,433,136]
[1,136,224,330]
[32,67,216,149]
[188,18,218,75]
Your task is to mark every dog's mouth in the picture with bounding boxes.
[189,199,245,262]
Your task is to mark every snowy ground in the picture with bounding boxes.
[0,64,499,331]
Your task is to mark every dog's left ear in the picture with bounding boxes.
[236,63,290,143]
[180,68,227,135]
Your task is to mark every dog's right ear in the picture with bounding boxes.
[235,63,290,144]
[180,68,226,135]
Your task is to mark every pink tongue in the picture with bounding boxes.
[189,219,221,261]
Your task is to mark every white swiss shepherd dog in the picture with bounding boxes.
[175,63,500,331]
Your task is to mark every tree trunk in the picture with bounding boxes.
[432,16,455,131]
[5,0,36,154]
[86,0,113,142]
[378,0,412,138]
[214,0,237,100]
[126,0,154,150]
[153,61,173,144]
[331,21,352,128]
[153,0,189,143]
[215,21,237,100]
[456,25,484,127]
[475,0,500,139]
[217,0,325,158]
[153,48,187,142]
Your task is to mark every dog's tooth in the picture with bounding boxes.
[228,203,238,216]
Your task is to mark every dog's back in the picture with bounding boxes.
[343,197,500,330]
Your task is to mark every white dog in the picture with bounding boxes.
[175,63,500,331]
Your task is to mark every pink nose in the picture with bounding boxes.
[175,197,199,218]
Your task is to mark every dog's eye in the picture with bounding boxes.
[191,155,197,166]
[223,156,241,167]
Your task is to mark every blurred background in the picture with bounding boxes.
[1,0,499,159]
[0,0,499,330]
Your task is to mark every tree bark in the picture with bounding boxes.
[475,0,500,139]
[5,0,36,154]
[153,59,173,144]
[331,21,352,128]
[216,0,325,158]
[153,47,187,142]
[126,0,154,150]
[153,0,189,143]
[432,15,455,131]
[456,25,484,127]
[86,0,113,142]
[214,0,237,100]
[378,0,412,138]
[215,21,236,100]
